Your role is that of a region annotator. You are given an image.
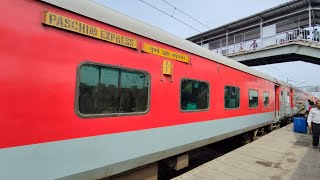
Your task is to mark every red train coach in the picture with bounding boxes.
[0,0,307,179]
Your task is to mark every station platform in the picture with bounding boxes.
[173,124,320,180]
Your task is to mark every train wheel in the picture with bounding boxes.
[243,137,251,145]
[252,129,259,141]
[241,132,252,145]
[265,124,272,134]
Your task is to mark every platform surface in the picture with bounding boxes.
[174,124,320,180]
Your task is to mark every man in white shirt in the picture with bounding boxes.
[307,100,320,149]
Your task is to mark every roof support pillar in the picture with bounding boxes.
[260,19,263,46]
[233,33,236,52]
[226,30,228,54]
[309,3,312,42]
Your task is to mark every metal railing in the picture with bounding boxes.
[211,28,320,55]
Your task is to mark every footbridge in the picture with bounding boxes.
[188,0,320,66]
[226,37,320,66]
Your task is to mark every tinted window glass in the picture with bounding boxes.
[224,86,240,108]
[264,92,269,106]
[181,79,209,111]
[79,64,149,115]
[249,90,258,108]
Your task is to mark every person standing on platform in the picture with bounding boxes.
[305,99,310,115]
[307,100,320,149]
[309,100,315,109]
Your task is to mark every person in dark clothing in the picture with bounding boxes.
[251,40,258,50]
[309,100,315,106]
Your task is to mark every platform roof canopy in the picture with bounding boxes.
[188,0,320,45]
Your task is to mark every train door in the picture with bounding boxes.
[290,88,294,115]
[275,85,281,122]
[284,87,291,118]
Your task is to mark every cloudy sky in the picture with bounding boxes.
[93,0,319,87]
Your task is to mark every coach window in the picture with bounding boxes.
[224,86,240,109]
[264,92,269,107]
[249,89,258,108]
[180,79,209,111]
[78,64,150,116]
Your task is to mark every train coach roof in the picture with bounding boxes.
[41,0,278,83]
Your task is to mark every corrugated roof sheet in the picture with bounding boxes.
[188,0,320,43]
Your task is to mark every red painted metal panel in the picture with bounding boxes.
[0,0,275,148]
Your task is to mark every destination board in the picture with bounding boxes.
[43,11,137,49]
[142,43,189,63]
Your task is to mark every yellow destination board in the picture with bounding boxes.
[43,11,137,49]
[143,43,189,63]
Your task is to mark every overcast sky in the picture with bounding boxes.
[93,0,319,87]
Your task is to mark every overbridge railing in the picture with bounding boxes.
[212,29,320,55]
